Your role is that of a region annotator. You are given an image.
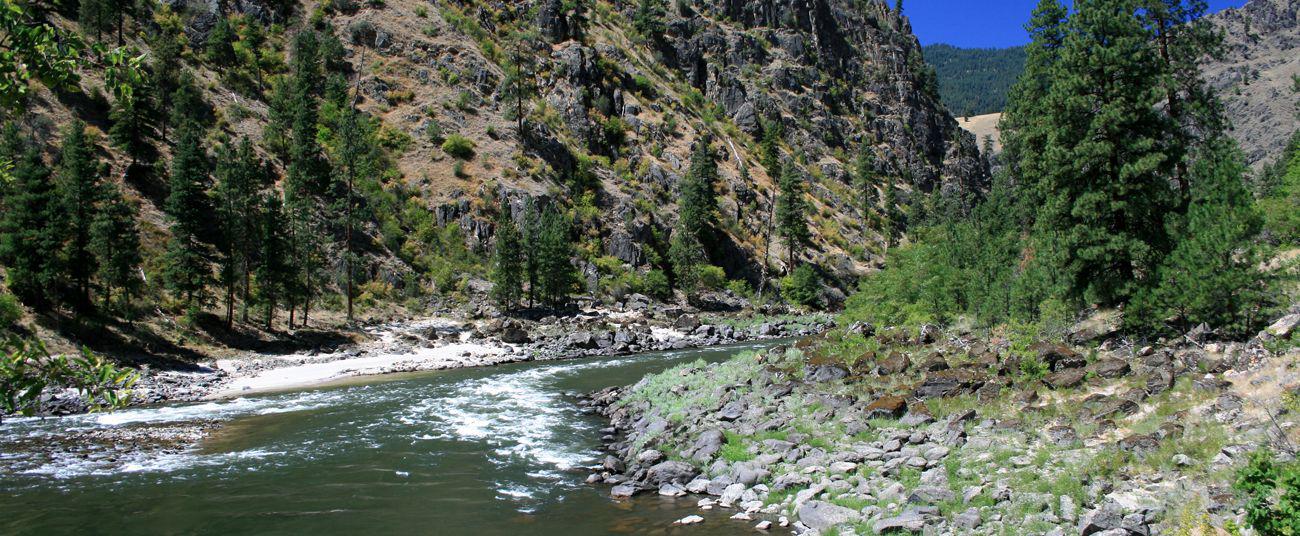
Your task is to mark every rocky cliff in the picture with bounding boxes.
[1204,0,1300,169]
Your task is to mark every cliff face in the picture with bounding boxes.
[1204,0,1300,169]
[34,0,987,304]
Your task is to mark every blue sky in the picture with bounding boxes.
[909,0,1249,48]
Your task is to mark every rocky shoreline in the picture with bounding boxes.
[34,302,833,416]
[582,313,1300,534]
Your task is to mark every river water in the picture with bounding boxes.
[0,340,783,535]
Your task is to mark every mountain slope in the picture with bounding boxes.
[922,44,1025,118]
[1203,0,1300,169]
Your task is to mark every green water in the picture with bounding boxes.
[0,340,784,535]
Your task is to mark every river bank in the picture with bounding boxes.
[584,316,1300,534]
[70,307,833,413]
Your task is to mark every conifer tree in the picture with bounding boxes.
[1134,139,1267,335]
[78,0,113,41]
[56,121,103,309]
[168,71,209,136]
[490,201,524,309]
[633,0,667,45]
[775,161,811,270]
[678,138,720,250]
[330,103,371,322]
[502,31,538,134]
[255,194,292,330]
[162,126,215,315]
[522,200,542,308]
[205,16,237,66]
[669,223,707,293]
[108,76,154,166]
[0,131,64,308]
[150,5,186,144]
[853,147,876,220]
[214,137,263,327]
[89,183,142,312]
[536,208,577,308]
[1035,0,1178,306]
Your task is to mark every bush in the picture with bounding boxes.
[781,265,821,308]
[1235,450,1300,535]
[698,265,727,290]
[638,270,671,300]
[0,291,19,331]
[1,338,137,420]
[727,279,753,298]
[442,134,475,159]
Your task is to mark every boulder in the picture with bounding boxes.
[806,364,849,383]
[611,483,637,499]
[1265,313,1300,338]
[797,501,861,531]
[674,314,702,331]
[1092,359,1131,379]
[499,326,531,344]
[690,429,726,462]
[1045,368,1087,389]
[1079,503,1123,535]
[913,368,987,399]
[1035,343,1087,371]
[878,352,911,375]
[873,511,928,533]
[1046,425,1078,446]
[864,395,908,420]
[646,461,697,486]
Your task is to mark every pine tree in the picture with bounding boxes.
[853,146,876,220]
[1135,139,1267,335]
[108,77,155,166]
[668,223,707,293]
[522,200,542,308]
[214,137,264,328]
[633,0,667,44]
[255,193,292,330]
[490,201,524,308]
[330,103,371,322]
[502,31,538,134]
[1035,0,1178,306]
[169,71,209,136]
[205,16,237,66]
[881,175,897,246]
[536,208,577,308]
[775,161,811,270]
[89,182,142,313]
[162,126,215,315]
[760,122,782,179]
[678,138,720,250]
[150,5,186,144]
[56,121,103,309]
[78,0,113,41]
[0,131,64,308]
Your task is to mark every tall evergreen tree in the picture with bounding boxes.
[633,0,667,44]
[255,193,292,330]
[205,16,237,66]
[775,161,811,270]
[522,199,542,308]
[331,102,369,322]
[536,208,577,308]
[89,183,142,312]
[162,126,215,315]
[1035,0,1178,306]
[678,138,720,247]
[668,223,707,293]
[78,0,113,40]
[56,121,103,308]
[1134,139,1267,335]
[490,201,524,308]
[853,147,877,221]
[108,76,155,166]
[214,137,264,327]
[0,131,63,308]
[150,5,186,144]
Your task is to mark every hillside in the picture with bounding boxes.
[1203,0,1300,169]
[0,0,985,361]
[921,44,1025,118]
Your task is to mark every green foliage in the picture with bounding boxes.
[536,208,579,308]
[776,161,812,268]
[922,44,1026,117]
[1129,139,1272,337]
[89,183,142,312]
[162,126,215,315]
[490,202,524,308]
[698,265,727,290]
[781,264,821,309]
[1258,131,1300,246]
[1,337,136,421]
[669,224,707,293]
[1235,451,1300,536]
[441,134,476,159]
[254,194,293,328]
[0,2,83,112]
[638,269,671,300]
[0,288,18,330]
[56,121,102,308]
[633,0,667,43]
[205,16,238,66]
[0,128,64,308]
[677,139,720,250]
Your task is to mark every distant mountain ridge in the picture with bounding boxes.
[921,44,1025,118]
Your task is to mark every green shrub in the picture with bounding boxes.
[1,337,137,420]
[442,134,475,159]
[698,265,727,290]
[0,291,20,330]
[727,279,753,298]
[1235,450,1300,535]
[637,270,671,300]
[781,265,821,308]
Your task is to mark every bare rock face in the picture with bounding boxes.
[1204,0,1300,170]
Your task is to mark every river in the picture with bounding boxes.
[0,340,785,535]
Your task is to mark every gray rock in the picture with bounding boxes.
[645,461,697,486]
[797,500,862,531]
[1079,503,1123,536]
[873,511,928,533]
[611,483,637,499]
